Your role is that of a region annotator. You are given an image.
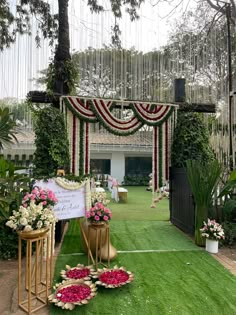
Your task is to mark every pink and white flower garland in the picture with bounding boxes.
[62,96,176,185]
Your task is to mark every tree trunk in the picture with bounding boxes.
[53,0,71,96]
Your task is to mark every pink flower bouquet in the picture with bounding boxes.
[200,218,225,241]
[22,186,58,209]
[86,202,112,223]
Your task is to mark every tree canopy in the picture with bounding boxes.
[0,0,144,51]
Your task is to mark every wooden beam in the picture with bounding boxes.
[27,90,216,113]
[27,91,60,105]
[178,102,216,113]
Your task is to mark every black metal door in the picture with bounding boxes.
[169,167,195,235]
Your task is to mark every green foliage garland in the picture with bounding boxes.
[130,103,174,127]
[171,112,215,168]
[32,106,70,177]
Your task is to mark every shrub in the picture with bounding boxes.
[0,224,19,259]
[222,222,236,246]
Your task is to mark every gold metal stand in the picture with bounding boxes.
[18,227,53,314]
[87,223,110,270]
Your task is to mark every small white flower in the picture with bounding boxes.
[37,221,43,229]
[24,225,33,232]
[20,217,28,226]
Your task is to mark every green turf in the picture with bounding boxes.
[108,186,169,221]
[60,220,196,254]
[50,187,236,315]
[51,251,236,315]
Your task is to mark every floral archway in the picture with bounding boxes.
[61,96,177,191]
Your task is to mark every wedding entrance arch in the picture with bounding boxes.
[61,96,177,191]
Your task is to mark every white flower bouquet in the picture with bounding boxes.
[6,201,58,232]
[91,191,110,206]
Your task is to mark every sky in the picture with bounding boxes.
[0,0,197,100]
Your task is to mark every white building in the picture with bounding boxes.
[1,129,152,184]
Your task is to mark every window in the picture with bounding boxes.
[90,159,111,175]
[125,157,152,176]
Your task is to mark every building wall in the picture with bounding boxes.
[90,151,152,184]
[2,143,152,181]
[111,152,125,184]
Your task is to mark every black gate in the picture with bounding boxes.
[169,167,195,235]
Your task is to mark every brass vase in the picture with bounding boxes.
[80,220,117,261]
[17,227,49,239]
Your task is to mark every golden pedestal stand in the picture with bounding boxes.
[88,223,110,270]
[18,227,54,314]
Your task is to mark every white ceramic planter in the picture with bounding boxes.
[206,239,218,254]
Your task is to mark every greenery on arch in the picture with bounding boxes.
[31,105,70,177]
[171,111,215,168]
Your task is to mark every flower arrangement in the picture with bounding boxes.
[92,265,134,288]
[86,202,112,224]
[22,186,58,209]
[48,279,97,310]
[91,191,110,206]
[60,264,95,281]
[6,201,58,232]
[200,219,225,241]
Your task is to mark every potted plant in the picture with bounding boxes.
[186,159,222,246]
[200,219,225,253]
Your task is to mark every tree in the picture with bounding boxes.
[0,0,58,50]
[205,0,236,27]
[0,1,145,97]
[0,107,18,150]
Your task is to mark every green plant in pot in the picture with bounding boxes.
[218,170,236,244]
[186,159,222,246]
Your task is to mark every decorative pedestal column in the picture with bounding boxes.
[87,223,110,270]
[18,227,54,314]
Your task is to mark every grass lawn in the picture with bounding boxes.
[50,187,236,315]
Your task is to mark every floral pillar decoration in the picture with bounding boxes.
[164,120,169,181]
[153,126,159,193]
[84,121,90,175]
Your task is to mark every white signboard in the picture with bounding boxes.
[34,179,88,220]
